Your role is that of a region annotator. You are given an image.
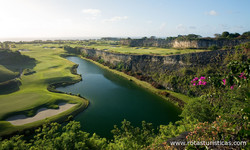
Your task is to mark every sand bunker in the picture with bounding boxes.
[6,103,76,126]
[18,49,30,52]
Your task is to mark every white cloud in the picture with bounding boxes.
[103,16,128,22]
[146,20,152,24]
[232,25,245,32]
[207,10,217,16]
[82,9,101,16]
[220,24,230,30]
[227,10,240,14]
[189,26,196,29]
[159,23,166,30]
[176,24,186,30]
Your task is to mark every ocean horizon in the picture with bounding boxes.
[0,37,102,42]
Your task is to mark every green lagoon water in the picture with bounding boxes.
[57,56,181,138]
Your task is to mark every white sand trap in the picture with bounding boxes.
[18,49,30,52]
[6,103,76,126]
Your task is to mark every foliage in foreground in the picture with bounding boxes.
[0,120,155,150]
[0,112,248,150]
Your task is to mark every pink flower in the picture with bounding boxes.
[200,76,206,80]
[239,72,247,79]
[222,79,226,85]
[230,85,234,90]
[193,77,199,81]
[191,76,207,86]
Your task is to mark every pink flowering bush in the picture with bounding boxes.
[225,60,249,89]
[185,115,249,150]
[186,116,236,142]
[239,72,247,79]
[190,76,207,86]
[222,71,248,90]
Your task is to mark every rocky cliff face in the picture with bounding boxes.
[120,38,249,49]
[81,48,232,75]
[173,39,250,49]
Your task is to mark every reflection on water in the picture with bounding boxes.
[57,56,181,138]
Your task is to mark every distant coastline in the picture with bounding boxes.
[0,37,101,42]
[0,36,165,42]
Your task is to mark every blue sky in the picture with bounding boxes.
[0,0,249,38]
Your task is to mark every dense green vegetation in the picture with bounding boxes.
[149,42,250,98]
[169,31,250,41]
[215,31,250,39]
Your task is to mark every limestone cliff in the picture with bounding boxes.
[120,38,249,49]
[81,48,232,81]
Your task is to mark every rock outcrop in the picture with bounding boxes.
[120,38,250,49]
[81,48,232,74]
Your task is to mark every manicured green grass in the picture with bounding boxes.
[0,44,88,136]
[0,65,18,82]
[0,49,35,83]
[85,45,210,55]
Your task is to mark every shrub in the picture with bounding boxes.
[184,69,195,75]
[205,68,216,74]
[98,59,104,64]
[222,45,230,50]
[208,45,219,50]
[186,116,249,149]
[180,98,216,122]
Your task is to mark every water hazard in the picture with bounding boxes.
[57,56,181,138]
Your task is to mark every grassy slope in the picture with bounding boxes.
[0,65,18,82]
[85,45,210,55]
[0,44,88,136]
[0,49,34,83]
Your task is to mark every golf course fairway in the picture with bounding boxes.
[0,44,88,136]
